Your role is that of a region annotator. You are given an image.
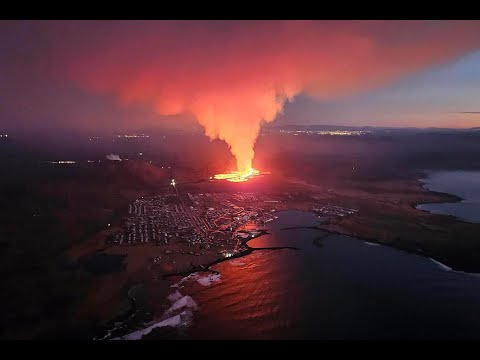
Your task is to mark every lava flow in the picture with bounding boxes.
[214,168,261,182]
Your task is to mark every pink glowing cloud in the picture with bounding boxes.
[51,20,480,172]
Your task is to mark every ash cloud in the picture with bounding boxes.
[47,21,480,172]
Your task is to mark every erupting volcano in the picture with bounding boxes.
[60,20,480,181]
[214,168,261,182]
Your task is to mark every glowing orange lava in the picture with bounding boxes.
[214,168,261,182]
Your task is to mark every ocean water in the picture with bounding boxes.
[170,210,480,339]
[417,170,480,223]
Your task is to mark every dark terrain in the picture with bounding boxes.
[1,127,480,338]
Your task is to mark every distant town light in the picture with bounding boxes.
[49,160,77,164]
[278,129,371,136]
[117,134,150,138]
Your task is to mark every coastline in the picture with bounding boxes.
[161,229,299,279]
[413,177,463,210]
[278,220,480,277]
[102,195,480,340]
[77,173,480,340]
[101,228,300,340]
[414,176,480,224]
[315,176,480,274]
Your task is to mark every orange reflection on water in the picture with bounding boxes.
[184,247,302,339]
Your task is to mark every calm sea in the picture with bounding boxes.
[176,209,480,339]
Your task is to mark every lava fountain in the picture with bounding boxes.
[214,167,261,182]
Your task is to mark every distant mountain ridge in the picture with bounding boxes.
[262,124,480,134]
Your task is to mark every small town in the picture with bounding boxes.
[106,191,280,252]
[312,204,358,217]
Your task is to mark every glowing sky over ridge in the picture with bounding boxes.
[1,20,480,135]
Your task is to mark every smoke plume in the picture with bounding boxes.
[55,20,480,173]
